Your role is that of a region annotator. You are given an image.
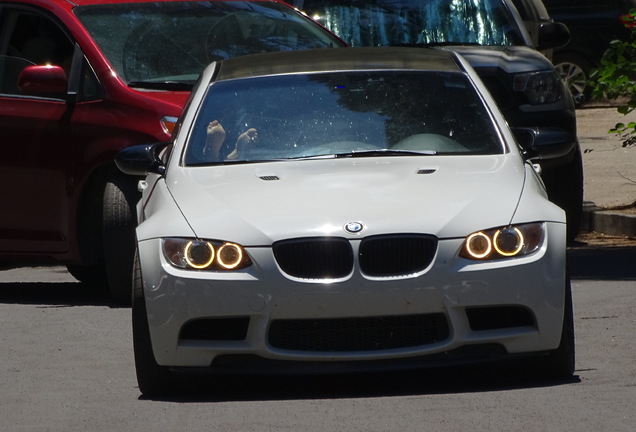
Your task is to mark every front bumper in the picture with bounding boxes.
[138,222,567,371]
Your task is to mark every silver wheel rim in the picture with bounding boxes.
[555,62,587,97]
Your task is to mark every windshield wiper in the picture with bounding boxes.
[128,81,193,91]
[188,158,289,167]
[334,149,437,158]
[287,149,436,161]
[187,150,436,166]
[289,149,437,160]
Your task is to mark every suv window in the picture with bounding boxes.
[297,0,526,47]
[0,9,74,95]
[512,0,551,21]
[75,1,341,87]
[545,0,635,7]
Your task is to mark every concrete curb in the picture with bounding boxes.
[581,201,636,237]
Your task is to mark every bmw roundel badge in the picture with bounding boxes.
[344,221,365,234]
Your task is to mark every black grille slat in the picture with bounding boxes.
[269,314,449,352]
[273,235,437,279]
[273,237,353,279]
[359,234,437,276]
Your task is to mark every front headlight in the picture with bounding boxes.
[460,223,545,261]
[513,71,563,105]
[162,238,252,271]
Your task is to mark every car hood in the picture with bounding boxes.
[439,45,554,73]
[167,155,529,244]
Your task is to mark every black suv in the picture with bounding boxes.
[542,0,636,105]
[291,0,582,241]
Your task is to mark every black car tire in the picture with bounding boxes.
[132,249,175,397]
[553,52,594,107]
[542,145,584,242]
[103,171,140,305]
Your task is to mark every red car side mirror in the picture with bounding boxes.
[18,65,68,95]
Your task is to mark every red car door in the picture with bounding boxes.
[0,8,75,254]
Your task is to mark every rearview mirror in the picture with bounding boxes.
[537,22,570,51]
[18,65,68,95]
[115,143,168,176]
[512,127,575,162]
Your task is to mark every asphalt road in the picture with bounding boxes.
[1,242,635,431]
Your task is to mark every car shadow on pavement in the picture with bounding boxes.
[0,281,113,307]
[568,244,636,280]
[146,364,581,403]
[0,264,114,307]
[0,261,124,307]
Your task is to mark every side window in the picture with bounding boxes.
[510,0,531,20]
[76,54,103,102]
[0,9,74,95]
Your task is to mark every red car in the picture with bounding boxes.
[0,0,344,303]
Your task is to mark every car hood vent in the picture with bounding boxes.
[417,168,437,175]
[259,175,280,181]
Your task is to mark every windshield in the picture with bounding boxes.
[296,0,525,47]
[75,1,342,87]
[184,71,504,165]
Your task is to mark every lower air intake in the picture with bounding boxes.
[268,313,449,352]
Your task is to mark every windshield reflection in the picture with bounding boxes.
[184,71,504,165]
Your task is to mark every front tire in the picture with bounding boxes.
[132,249,174,397]
[535,274,575,380]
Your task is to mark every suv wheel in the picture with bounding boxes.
[553,52,594,107]
[103,170,140,305]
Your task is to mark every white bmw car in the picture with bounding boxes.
[116,47,575,396]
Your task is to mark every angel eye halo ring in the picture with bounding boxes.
[493,227,524,256]
[184,240,215,269]
[465,232,492,259]
[217,242,244,269]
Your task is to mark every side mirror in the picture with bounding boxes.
[512,127,575,162]
[537,22,570,51]
[115,143,168,176]
[18,65,68,95]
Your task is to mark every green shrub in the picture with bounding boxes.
[590,9,636,147]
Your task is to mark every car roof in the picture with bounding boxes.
[213,47,463,82]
